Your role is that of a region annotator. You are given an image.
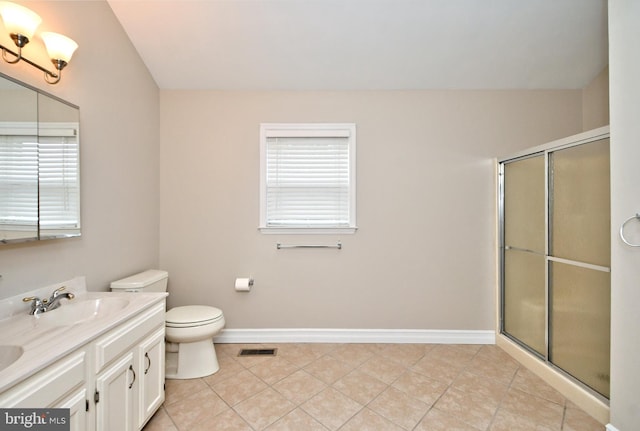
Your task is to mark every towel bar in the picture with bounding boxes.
[276,242,342,250]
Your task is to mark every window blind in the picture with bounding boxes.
[0,135,38,229]
[265,135,351,228]
[0,123,79,232]
[38,134,80,229]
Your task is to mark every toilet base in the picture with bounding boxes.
[165,339,220,379]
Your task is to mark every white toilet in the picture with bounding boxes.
[110,269,225,379]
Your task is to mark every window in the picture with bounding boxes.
[0,122,79,233]
[0,130,38,231]
[38,129,80,231]
[259,123,356,234]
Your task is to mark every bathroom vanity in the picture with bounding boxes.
[0,277,167,431]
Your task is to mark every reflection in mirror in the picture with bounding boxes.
[0,77,38,242]
[0,73,80,243]
[38,93,80,240]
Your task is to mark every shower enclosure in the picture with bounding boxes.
[498,127,610,399]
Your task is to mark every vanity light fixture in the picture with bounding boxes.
[0,1,78,84]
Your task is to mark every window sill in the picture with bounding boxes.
[259,226,357,235]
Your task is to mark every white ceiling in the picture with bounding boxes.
[107,0,608,91]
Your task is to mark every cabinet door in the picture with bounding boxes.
[96,352,136,431]
[137,327,165,429]
[56,388,89,431]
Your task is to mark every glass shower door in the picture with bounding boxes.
[549,139,611,398]
[502,154,546,356]
[500,134,611,399]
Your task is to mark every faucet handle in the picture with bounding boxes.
[22,296,41,303]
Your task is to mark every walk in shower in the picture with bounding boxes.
[498,127,610,399]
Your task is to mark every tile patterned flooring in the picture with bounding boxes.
[143,343,605,431]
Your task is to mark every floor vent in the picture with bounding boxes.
[238,348,278,357]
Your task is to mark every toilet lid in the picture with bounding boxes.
[166,305,223,326]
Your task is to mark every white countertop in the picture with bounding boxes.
[0,278,167,393]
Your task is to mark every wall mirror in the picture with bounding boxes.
[0,72,80,243]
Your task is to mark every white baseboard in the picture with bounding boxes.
[606,425,620,431]
[214,328,495,344]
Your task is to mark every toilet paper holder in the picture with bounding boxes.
[234,277,254,291]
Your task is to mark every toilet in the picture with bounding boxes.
[110,269,225,379]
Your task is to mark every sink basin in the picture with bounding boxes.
[0,345,24,372]
[35,297,130,326]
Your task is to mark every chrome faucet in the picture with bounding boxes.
[22,296,47,316]
[22,286,75,315]
[45,286,75,311]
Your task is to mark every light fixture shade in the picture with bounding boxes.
[41,32,78,63]
[0,2,42,39]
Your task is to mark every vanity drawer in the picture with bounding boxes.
[0,349,86,408]
[94,302,165,372]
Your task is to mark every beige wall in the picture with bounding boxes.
[0,89,37,121]
[608,1,640,429]
[0,1,160,299]
[583,66,610,130]
[159,90,582,330]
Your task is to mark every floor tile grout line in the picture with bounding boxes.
[560,404,568,431]
[417,346,477,429]
[427,345,514,431]
[300,346,420,430]
[160,405,181,431]
[423,360,477,430]
[331,348,450,431]
[484,362,522,431]
[204,376,257,431]
[173,366,262,431]
[411,372,459,431]
[240,385,299,431]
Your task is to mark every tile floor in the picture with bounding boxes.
[143,343,605,431]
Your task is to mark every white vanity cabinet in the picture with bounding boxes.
[0,296,166,431]
[0,349,90,431]
[93,302,165,431]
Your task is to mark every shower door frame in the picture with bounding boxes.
[498,126,610,400]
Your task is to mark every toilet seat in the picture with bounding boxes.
[166,305,224,328]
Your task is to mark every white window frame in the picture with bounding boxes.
[0,122,80,232]
[259,123,357,234]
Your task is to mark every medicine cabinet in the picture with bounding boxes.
[0,72,80,243]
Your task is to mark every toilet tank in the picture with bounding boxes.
[110,269,168,293]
